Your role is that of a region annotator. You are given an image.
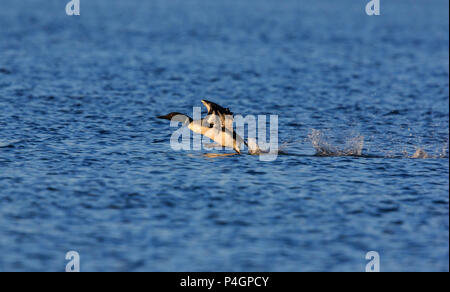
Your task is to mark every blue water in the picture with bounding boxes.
[0,0,448,272]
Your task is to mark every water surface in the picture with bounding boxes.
[0,0,448,271]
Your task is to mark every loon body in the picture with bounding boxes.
[158,100,246,154]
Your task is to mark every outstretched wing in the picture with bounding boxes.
[201,100,234,131]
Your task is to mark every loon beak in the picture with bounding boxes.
[157,114,170,120]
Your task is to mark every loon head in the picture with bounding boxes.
[157,112,193,124]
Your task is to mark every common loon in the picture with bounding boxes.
[158,100,247,154]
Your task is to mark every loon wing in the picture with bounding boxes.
[201,100,234,131]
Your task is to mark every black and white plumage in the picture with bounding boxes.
[158,100,247,154]
[201,99,234,131]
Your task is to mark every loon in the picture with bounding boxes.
[158,100,247,154]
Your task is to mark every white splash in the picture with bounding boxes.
[247,138,263,155]
[308,129,364,157]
